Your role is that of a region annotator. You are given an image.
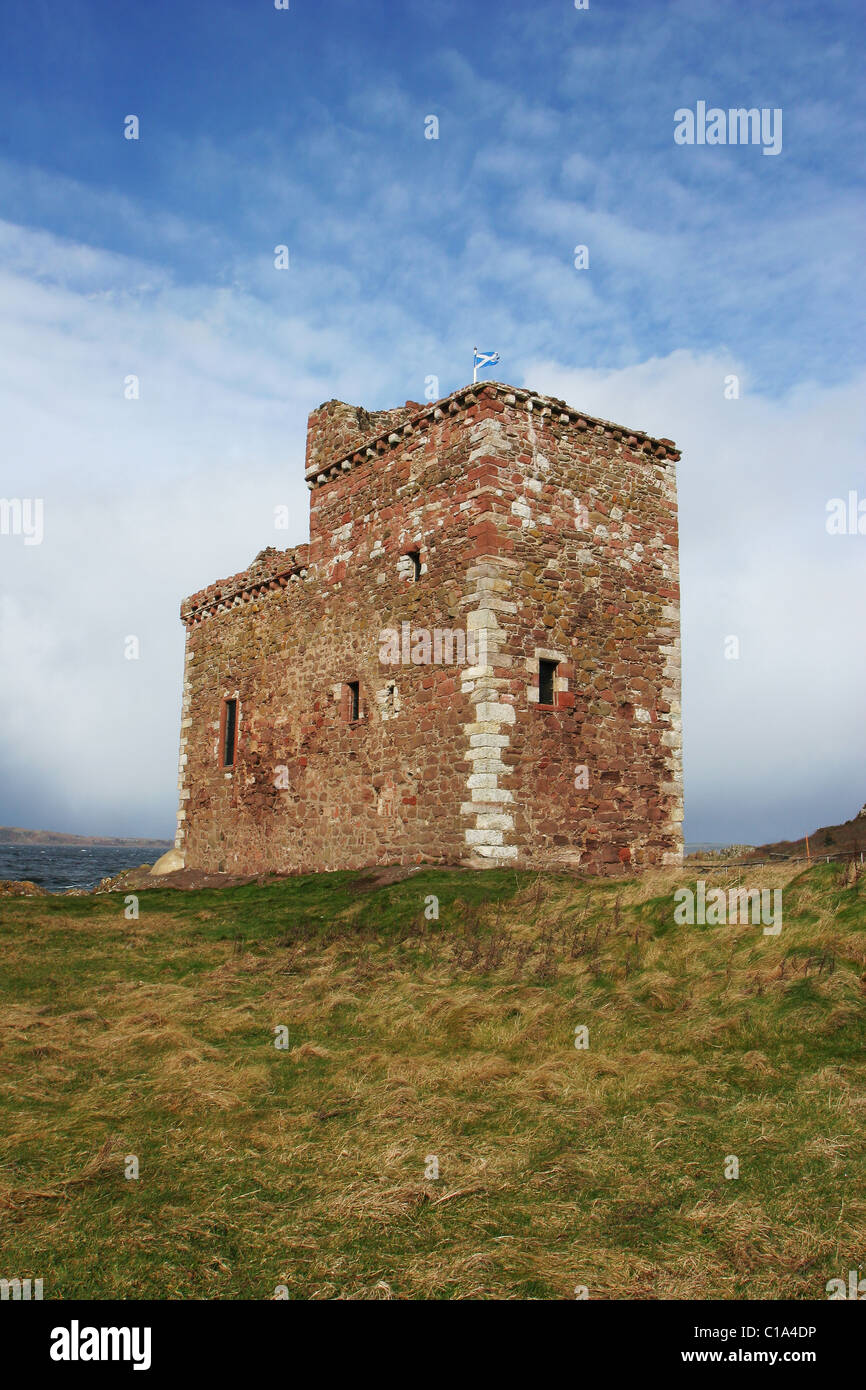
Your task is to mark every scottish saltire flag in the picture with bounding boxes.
[473,349,500,372]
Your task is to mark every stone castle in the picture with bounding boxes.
[173,381,683,875]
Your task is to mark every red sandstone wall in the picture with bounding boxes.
[177,399,502,873]
[175,383,682,874]
[460,392,682,870]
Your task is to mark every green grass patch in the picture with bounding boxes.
[0,862,864,1299]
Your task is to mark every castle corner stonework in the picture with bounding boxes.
[174,382,683,875]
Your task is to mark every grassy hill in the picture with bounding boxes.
[0,826,172,847]
[0,862,864,1300]
[755,808,866,861]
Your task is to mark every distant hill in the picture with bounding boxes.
[754,803,866,860]
[0,827,172,848]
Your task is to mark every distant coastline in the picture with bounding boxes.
[0,826,172,849]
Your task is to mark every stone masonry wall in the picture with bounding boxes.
[175,382,682,874]
[449,390,682,870]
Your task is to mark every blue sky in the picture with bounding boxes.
[1,0,864,845]
[3,0,864,393]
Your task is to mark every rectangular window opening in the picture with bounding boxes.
[538,659,558,707]
[222,698,238,766]
[407,549,422,581]
[347,680,360,722]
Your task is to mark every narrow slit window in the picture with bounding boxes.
[347,680,360,722]
[538,659,558,706]
[407,549,422,581]
[222,698,238,766]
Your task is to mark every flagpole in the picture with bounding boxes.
[473,346,477,385]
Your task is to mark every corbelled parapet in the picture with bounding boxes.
[303,382,680,488]
[180,544,310,628]
[304,399,422,478]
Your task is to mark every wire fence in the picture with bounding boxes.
[686,848,865,872]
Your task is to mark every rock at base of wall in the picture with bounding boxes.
[150,849,186,876]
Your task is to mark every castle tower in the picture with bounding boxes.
[174,382,683,874]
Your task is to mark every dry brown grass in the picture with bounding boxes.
[0,861,863,1298]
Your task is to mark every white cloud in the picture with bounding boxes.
[0,226,337,835]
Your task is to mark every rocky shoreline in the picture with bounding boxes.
[0,849,271,897]
[0,847,185,897]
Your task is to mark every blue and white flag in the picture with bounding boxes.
[473,349,500,372]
